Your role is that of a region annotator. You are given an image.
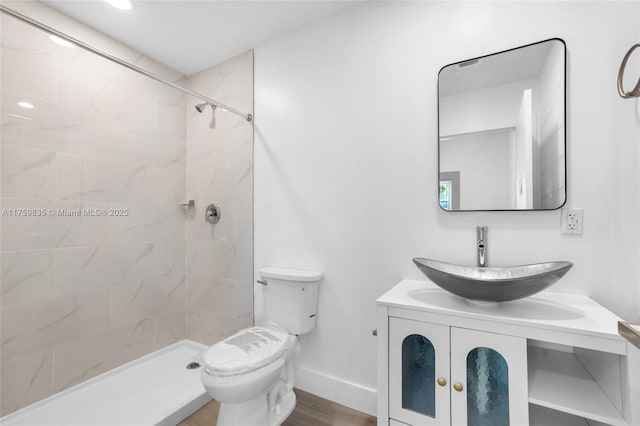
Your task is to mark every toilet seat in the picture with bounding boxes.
[202,326,294,377]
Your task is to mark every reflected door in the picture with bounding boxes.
[450,328,529,426]
[389,318,450,425]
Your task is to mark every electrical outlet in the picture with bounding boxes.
[561,208,583,235]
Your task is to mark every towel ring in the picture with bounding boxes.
[618,43,640,99]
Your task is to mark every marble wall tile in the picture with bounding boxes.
[52,319,154,392]
[0,87,45,120]
[187,311,253,346]
[1,250,55,307]
[0,33,57,103]
[55,243,154,295]
[57,52,117,114]
[157,97,187,139]
[55,246,118,294]
[110,203,183,244]
[1,199,112,251]
[186,119,253,171]
[196,241,253,283]
[110,129,152,166]
[0,3,189,415]
[93,78,157,134]
[187,51,253,112]
[188,277,253,318]
[56,201,112,248]
[56,154,112,202]
[111,161,155,205]
[111,130,186,170]
[112,243,156,285]
[185,240,199,277]
[151,207,185,243]
[1,289,111,361]
[150,134,187,170]
[153,240,186,278]
[154,169,186,205]
[184,201,234,244]
[188,276,235,315]
[1,144,56,200]
[233,280,254,317]
[153,310,187,349]
[111,274,186,327]
[1,199,64,251]
[185,51,254,344]
[233,203,253,243]
[0,348,53,416]
[186,166,252,208]
[0,14,76,60]
[205,166,252,205]
[0,100,112,160]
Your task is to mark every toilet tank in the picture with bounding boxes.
[259,266,322,335]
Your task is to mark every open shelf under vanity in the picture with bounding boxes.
[528,342,628,426]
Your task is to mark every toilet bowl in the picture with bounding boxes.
[199,267,322,426]
[200,325,296,426]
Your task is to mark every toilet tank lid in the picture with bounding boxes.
[259,266,322,282]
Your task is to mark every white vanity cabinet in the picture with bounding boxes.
[388,318,528,426]
[377,280,640,426]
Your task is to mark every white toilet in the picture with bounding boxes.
[200,266,322,426]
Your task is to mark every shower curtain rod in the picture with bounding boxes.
[0,5,253,122]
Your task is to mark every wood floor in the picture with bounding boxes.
[179,388,376,426]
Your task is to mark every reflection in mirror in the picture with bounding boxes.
[438,39,566,211]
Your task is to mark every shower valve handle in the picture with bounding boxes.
[205,203,221,224]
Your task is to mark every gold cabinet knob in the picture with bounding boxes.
[437,377,447,387]
[453,382,463,392]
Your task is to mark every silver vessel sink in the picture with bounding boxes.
[412,258,573,303]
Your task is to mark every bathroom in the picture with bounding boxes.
[1,0,639,425]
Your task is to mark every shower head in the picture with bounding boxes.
[194,102,218,128]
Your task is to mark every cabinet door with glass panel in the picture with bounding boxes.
[389,318,451,425]
[450,327,528,426]
[389,318,528,426]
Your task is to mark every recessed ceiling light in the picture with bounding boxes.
[18,101,35,109]
[49,35,76,48]
[105,0,133,11]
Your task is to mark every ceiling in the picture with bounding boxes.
[43,0,361,75]
[439,41,555,97]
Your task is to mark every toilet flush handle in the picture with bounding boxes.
[257,280,267,286]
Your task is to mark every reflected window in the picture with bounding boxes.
[440,180,452,209]
[439,171,460,210]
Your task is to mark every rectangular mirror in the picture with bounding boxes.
[438,38,566,211]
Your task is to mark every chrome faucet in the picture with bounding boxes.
[477,226,487,267]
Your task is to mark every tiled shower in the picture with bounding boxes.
[0,2,253,416]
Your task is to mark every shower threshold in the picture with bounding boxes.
[1,340,211,426]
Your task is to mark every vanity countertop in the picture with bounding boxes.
[377,280,627,354]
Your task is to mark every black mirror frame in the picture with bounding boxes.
[437,38,567,212]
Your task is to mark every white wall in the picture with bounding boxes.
[441,130,515,210]
[439,79,538,136]
[254,0,640,415]
[608,2,640,325]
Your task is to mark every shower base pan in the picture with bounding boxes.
[1,340,212,426]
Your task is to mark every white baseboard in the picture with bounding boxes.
[295,365,377,417]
